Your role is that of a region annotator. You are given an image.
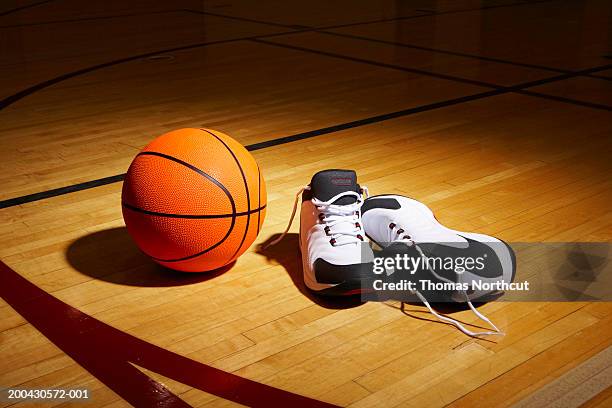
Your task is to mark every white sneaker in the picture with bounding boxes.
[268,170,373,295]
[362,194,516,336]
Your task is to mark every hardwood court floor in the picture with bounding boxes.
[1,0,611,407]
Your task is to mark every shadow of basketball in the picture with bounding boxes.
[66,227,232,287]
[256,233,365,309]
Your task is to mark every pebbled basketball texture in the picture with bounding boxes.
[121,128,266,272]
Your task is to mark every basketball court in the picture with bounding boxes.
[1,0,611,407]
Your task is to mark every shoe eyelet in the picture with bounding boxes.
[357,234,364,241]
[324,226,331,235]
[403,235,411,240]
[329,238,336,246]
[318,213,325,222]
[355,222,361,228]
[396,228,404,234]
[389,223,396,229]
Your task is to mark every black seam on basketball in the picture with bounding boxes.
[135,151,237,263]
[200,129,251,264]
[256,166,261,235]
[122,202,266,219]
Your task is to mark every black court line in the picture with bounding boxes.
[184,1,610,82]
[589,74,612,80]
[516,90,612,111]
[0,90,499,209]
[0,0,607,207]
[243,90,502,151]
[1,0,600,90]
[0,8,305,29]
[183,9,302,29]
[252,39,612,111]
[493,65,612,91]
[0,9,189,28]
[1,63,609,210]
[317,30,609,79]
[0,7,302,29]
[252,38,497,88]
[314,0,561,30]
[185,0,559,32]
[1,0,603,111]
[0,174,125,209]
[0,0,55,17]
[255,39,496,88]
[0,34,297,111]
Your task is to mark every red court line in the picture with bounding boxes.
[0,260,339,408]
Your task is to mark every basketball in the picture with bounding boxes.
[121,128,266,272]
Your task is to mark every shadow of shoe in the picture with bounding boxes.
[256,233,365,309]
[65,227,232,287]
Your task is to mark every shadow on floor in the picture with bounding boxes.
[256,233,365,309]
[256,233,497,335]
[65,227,231,287]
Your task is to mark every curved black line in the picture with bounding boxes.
[516,90,612,111]
[0,9,186,28]
[135,151,237,263]
[253,38,612,110]
[0,37,257,111]
[200,129,251,264]
[0,0,55,17]
[0,0,602,113]
[317,30,570,75]
[122,201,266,219]
[136,152,234,205]
[315,0,559,30]
[183,9,297,29]
[1,62,610,211]
[251,38,499,89]
[1,60,610,211]
[317,31,612,83]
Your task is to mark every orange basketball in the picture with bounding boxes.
[121,128,266,272]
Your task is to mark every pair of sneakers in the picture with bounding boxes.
[269,169,515,337]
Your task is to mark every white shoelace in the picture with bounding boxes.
[264,185,369,248]
[390,223,503,337]
[266,187,501,337]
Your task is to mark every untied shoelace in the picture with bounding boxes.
[389,222,503,337]
[267,186,503,337]
[264,186,369,248]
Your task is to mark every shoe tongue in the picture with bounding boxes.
[310,169,359,205]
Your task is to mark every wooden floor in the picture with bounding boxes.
[1,0,611,406]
